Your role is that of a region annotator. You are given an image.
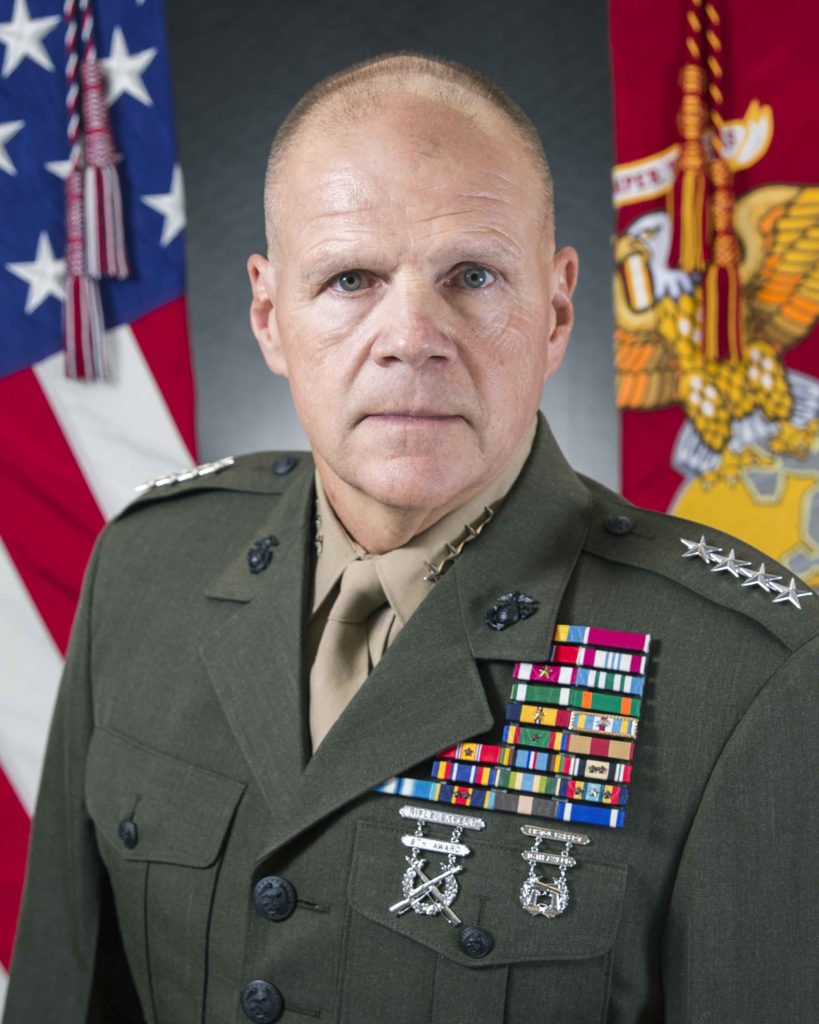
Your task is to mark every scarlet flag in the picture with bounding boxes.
[610,0,819,589]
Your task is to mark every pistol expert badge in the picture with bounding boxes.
[388,805,485,926]
[519,823,590,918]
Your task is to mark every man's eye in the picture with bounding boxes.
[327,265,496,293]
[457,265,496,289]
[330,270,366,292]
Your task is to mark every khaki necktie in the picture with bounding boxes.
[309,556,389,750]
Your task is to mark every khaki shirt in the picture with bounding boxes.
[306,418,537,748]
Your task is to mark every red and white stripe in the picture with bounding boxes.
[0,296,197,1006]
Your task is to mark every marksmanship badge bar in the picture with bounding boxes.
[519,823,590,918]
[389,805,485,926]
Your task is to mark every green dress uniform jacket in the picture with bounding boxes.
[5,412,819,1024]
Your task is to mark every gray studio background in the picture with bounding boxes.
[165,0,618,489]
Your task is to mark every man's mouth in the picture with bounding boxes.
[362,411,463,422]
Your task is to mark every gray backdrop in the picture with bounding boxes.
[165,0,618,489]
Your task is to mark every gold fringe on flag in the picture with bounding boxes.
[671,0,744,362]
[702,0,744,361]
[672,62,709,272]
[669,0,710,272]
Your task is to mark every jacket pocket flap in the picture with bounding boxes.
[348,820,628,966]
[85,726,245,867]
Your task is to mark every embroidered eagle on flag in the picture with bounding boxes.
[613,183,819,484]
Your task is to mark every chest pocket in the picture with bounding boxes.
[341,819,628,1024]
[85,726,246,1024]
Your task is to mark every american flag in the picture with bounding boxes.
[0,0,197,1008]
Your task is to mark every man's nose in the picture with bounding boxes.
[369,281,457,369]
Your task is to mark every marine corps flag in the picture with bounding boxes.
[609,0,819,589]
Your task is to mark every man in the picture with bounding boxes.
[5,50,819,1024]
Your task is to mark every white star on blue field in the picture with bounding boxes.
[0,0,186,377]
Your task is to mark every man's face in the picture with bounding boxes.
[248,93,578,514]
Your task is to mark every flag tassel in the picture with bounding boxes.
[703,157,743,362]
[63,166,109,380]
[80,58,130,280]
[670,62,709,272]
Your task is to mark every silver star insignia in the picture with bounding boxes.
[770,577,814,610]
[680,536,722,564]
[739,563,782,592]
[710,549,752,577]
[422,560,443,584]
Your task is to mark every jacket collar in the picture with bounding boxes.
[457,412,592,662]
[198,412,592,862]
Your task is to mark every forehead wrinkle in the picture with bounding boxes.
[458,190,516,205]
[298,214,389,257]
[464,227,523,255]
[303,210,380,233]
[425,221,525,254]
[410,207,491,224]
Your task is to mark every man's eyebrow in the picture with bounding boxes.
[303,238,521,282]
[303,248,372,283]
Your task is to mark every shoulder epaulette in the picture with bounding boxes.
[134,455,238,494]
[579,473,819,653]
[114,450,312,521]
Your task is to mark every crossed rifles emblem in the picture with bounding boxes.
[389,806,485,926]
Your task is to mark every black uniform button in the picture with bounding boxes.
[117,819,138,849]
[459,925,494,959]
[253,875,297,922]
[241,980,283,1023]
[605,512,634,536]
[272,455,297,476]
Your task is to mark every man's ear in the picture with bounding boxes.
[247,253,288,377]
[545,245,579,377]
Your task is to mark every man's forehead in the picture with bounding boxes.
[298,169,520,219]
[281,95,534,205]
[265,82,553,258]
[292,194,530,281]
[278,149,536,257]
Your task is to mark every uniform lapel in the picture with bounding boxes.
[459,415,593,662]
[255,414,593,860]
[198,459,316,826]
[293,565,493,830]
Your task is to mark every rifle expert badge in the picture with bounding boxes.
[388,805,485,927]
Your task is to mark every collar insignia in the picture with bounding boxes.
[484,591,539,631]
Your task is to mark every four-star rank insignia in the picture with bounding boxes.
[681,536,814,609]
